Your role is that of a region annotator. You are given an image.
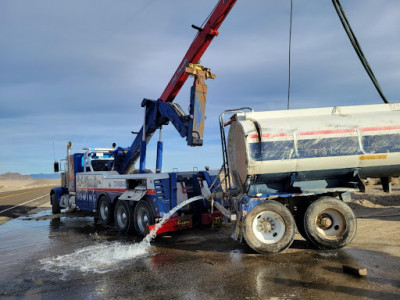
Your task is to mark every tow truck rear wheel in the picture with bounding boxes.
[98,196,113,225]
[243,200,295,254]
[114,200,135,234]
[51,192,61,214]
[304,197,357,249]
[134,200,155,236]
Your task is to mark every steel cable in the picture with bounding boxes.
[332,0,389,103]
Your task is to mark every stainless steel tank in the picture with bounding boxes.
[227,103,400,189]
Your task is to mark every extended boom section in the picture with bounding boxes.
[117,64,215,174]
[160,0,236,103]
[117,0,236,174]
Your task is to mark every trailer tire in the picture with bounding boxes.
[134,200,155,237]
[243,200,295,254]
[295,211,308,241]
[98,196,113,225]
[114,200,135,234]
[51,192,61,214]
[304,197,356,249]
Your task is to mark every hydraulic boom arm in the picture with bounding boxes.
[117,0,237,174]
[160,0,237,103]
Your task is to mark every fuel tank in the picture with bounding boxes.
[227,103,400,189]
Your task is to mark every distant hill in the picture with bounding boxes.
[0,172,32,180]
[0,172,59,192]
[0,172,60,180]
[30,173,60,179]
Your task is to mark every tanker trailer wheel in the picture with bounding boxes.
[304,197,357,249]
[97,196,113,225]
[294,211,308,241]
[51,192,61,214]
[243,200,296,254]
[134,200,155,237]
[114,200,135,234]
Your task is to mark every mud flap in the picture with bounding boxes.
[201,211,223,228]
[147,215,193,235]
[231,211,243,243]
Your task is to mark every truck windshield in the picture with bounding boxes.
[91,159,113,171]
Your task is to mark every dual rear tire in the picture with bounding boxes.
[113,199,155,236]
[302,197,357,249]
[114,200,135,234]
[133,201,155,236]
[98,196,113,225]
[243,197,357,254]
[243,201,296,254]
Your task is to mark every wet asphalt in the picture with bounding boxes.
[1,208,399,300]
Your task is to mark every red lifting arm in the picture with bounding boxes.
[160,0,237,103]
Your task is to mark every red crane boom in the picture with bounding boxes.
[118,0,237,174]
[160,0,237,103]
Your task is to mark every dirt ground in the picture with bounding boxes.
[347,178,400,258]
[0,175,59,193]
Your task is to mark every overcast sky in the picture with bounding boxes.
[0,0,399,175]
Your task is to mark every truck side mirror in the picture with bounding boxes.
[54,161,60,173]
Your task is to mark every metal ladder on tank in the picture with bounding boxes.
[218,107,253,207]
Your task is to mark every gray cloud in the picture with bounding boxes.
[0,0,398,174]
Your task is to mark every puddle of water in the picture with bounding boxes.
[40,241,149,278]
[0,215,51,269]
[230,249,243,263]
[40,196,205,278]
[315,251,339,258]
[0,209,108,281]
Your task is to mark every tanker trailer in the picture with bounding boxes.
[221,103,400,254]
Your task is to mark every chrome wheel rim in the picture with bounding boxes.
[100,201,109,220]
[137,207,149,233]
[116,206,128,228]
[252,211,285,244]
